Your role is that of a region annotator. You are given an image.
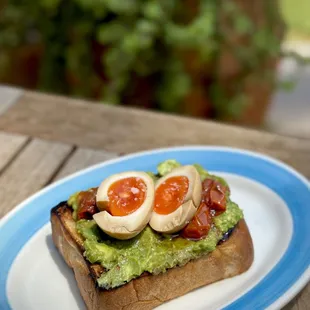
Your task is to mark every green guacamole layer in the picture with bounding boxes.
[68,160,244,289]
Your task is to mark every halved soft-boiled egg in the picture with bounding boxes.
[93,171,154,240]
[149,165,202,234]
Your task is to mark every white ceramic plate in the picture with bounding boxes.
[1,147,309,310]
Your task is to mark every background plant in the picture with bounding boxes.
[0,0,305,121]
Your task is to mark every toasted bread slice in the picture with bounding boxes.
[51,202,254,310]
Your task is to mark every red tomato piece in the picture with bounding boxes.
[77,187,98,220]
[181,202,212,240]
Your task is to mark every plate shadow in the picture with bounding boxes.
[45,234,86,310]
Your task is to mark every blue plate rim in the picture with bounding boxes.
[0,145,309,310]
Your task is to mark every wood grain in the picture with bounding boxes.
[0,138,72,218]
[0,85,22,115]
[283,283,310,310]
[0,91,309,178]
[53,147,117,181]
[0,131,28,173]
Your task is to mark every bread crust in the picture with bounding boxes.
[51,202,254,310]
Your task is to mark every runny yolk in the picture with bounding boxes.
[107,177,146,216]
[154,176,189,215]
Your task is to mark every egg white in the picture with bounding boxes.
[94,171,154,240]
[149,165,202,234]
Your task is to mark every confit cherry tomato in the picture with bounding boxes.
[181,202,212,239]
[202,178,228,215]
[77,187,98,220]
[181,178,229,239]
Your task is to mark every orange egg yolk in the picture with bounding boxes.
[106,177,146,216]
[154,176,189,215]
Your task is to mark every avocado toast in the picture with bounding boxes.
[50,160,254,309]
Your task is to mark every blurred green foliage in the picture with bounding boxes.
[281,0,310,39]
[0,0,293,119]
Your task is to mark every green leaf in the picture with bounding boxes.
[164,9,215,50]
[233,15,253,34]
[104,0,139,15]
[222,1,239,14]
[210,84,250,119]
[100,86,121,105]
[100,73,129,104]
[136,19,158,36]
[157,61,191,112]
[74,0,108,18]
[103,48,134,76]
[226,94,249,118]
[74,21,93,36]
[121,33,140,54]
[278,79,296,92]
[97,22,128,44]
[40,0,61,10]
[142,1,165,20]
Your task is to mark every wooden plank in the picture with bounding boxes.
[0,139,73,218]
[283,283,310,310]
[53,147,117,181]
[0,91,310,178]
[0,131,28,173]
[0,85,23,115]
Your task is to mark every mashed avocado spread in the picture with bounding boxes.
[68,160,243,289]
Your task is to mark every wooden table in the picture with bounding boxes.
[0,86,309,309]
